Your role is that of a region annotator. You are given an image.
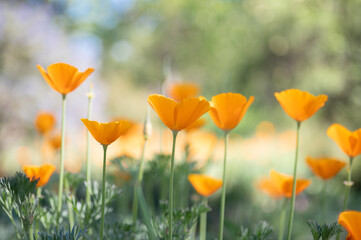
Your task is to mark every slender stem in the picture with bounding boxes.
[132,137,148,222]
[200,198,208,240]
[322,181,327,221]
[28,225,33,240]
[278,198,287,240]
[100,144,108,240]
[64,176,74,228]
[219,132,229,240]
[286,121,301,240]
[86,87,93,206]
[342,157,353,211]
[57,94,67,223]
[168,131,178,240]
[336,156,354,240]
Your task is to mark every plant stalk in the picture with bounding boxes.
[278,198,287,240]
[100,144,108,240]
[219,131,229,240]
[86,85,94,206]
[168,130,178,240]
[64,176,74,228]
[286,121,301,240]
[57,94,67,223]
[200,198,208,240]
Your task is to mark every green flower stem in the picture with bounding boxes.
[86,86,93,206]
[100,144,108,240]
[28,225,33,240]
[57,94,67,223]
[64,176,74,229]
[200,198,208,240]
[336,156,354,240]
[132,136,148,222]
[342,156,354,211]
[136,186,157,240]
[169,130,178,240]
[219,131,229,240]
[278,198,287,240]
[286,121,301,240]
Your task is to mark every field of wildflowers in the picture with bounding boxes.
[1,1,361,240]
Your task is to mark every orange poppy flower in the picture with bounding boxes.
[187,131,218,165]
[257,177,283,198]
[306,157,346,180]
[81,119,131,146]
[259,170,311,198]
[35,112,56,135]
[147,94,210,132]
[274,89,328,122]
[327,124,361,158]
[37,63,94,95]
[338,211,361,240]
[188,174,223,197]
[208,93,254,131]
[185,118,206,132]
[23,163,56,187]
[48,133,62,150]
[167,82,199,101]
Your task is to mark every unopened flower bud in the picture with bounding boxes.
[86,83,94,99]
[344,180,354,187]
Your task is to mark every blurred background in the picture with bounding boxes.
[0,0,361,239]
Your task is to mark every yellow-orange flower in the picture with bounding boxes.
[257,177,283,198]
[35,112,56,135]
[327,124,361,158]
[23,163,56,187]
[258,170,311,198]
[274,89,327,122]
[338,211,361,240]
[48,133,62,150]
[37,63,94,95]
[188,174,223,197]
[147,94,210,131]
[209,93,254,131]
[167,82,199,101]
[306,157,346,180]
[81,119,131,145]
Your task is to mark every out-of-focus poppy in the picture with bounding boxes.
[167,82,199,101]
[35,112,56,135]
[306,157,346,180]
[188,174,223,197]
[327,124,361,158]
[23,163,56,187]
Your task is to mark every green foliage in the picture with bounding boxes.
[36,225,86,240]
[306,220,342,240]
[236,221,274,240]
[0,172,41,239]
[102,221,147,240]
[152,201,210,239]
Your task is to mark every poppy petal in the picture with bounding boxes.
[148,94,176,130]
[338,211,361,240]
[174,97,210,130]
[188,174,223,197]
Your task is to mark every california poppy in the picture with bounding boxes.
[35,112,56,135]
[188,174,223,197]
[268,170,311,198]
[338,211,361,240]
[306,157,346,180]
[147,94,210,132]
[257,177,283,198]
[48,133,62,150]
[23,163,56,187]
[209,93,254,131]
[37,63,94,95]
[167,82,199,101]
[185,118,206,132]
[274,89,327,122]
[327,124,361,158]
[81,119,130,146]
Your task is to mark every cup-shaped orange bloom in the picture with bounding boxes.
[259,170,311,198]
[23,163,56,187]
[257,177,284,198]
[338,211,361,240]
[35,112,56,135]
[148,94,210,131]
[327,124,361,158]
[306,157,346,180]
[185,118,206,132]
[208,93,254,131]
[37,63,94,95]
[188,174,223,197]
[81,119,131,146]
[167,82,199,101]
[274,89,328,122]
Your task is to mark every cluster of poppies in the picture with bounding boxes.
[22,62,361,240]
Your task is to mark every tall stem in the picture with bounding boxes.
[64,176,74,228]
[219,132,229,240]
[168,131,178,240]
[278,198,287,240]
[200,198,208,240]
[100,144,108,240]
[132,137,148,222]
[286,121,301,240]
[57,94,67,223]
[86,86,93,206]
